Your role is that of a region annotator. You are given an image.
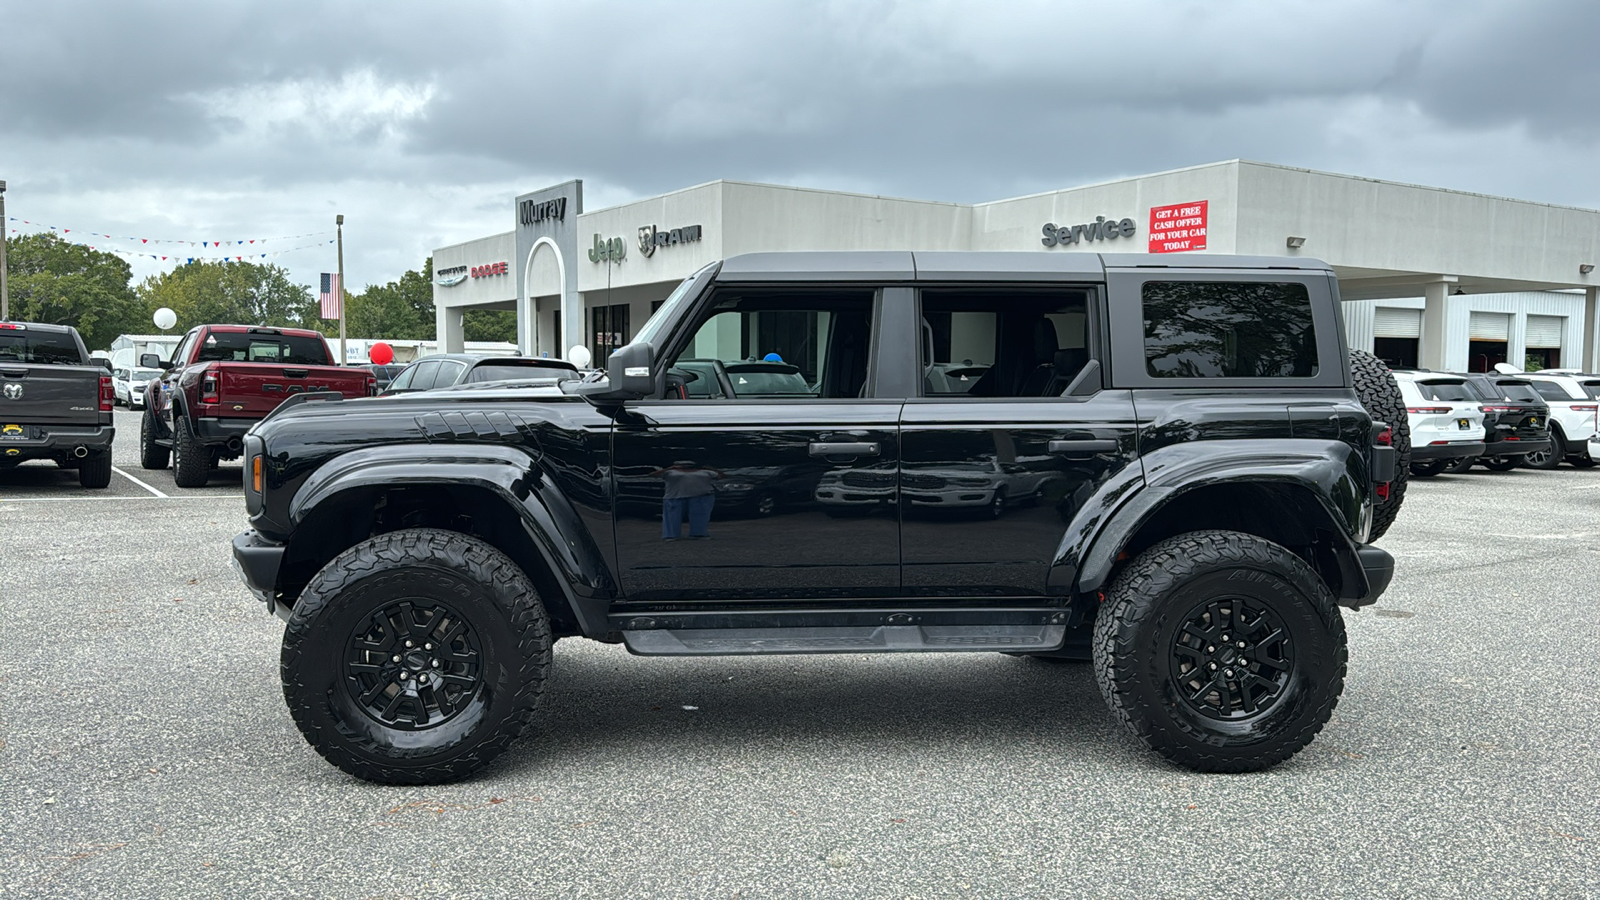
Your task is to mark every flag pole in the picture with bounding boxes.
[336,214,346,365]
[0,180,10,321]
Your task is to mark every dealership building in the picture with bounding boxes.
[432,160,1600,372]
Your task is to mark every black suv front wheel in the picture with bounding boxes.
[281,529,552,785]
[1093,530,1347,773]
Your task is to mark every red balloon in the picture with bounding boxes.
[369,342,394,365]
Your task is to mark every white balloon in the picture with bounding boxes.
[567,345,593,369]
[153,307,177,330]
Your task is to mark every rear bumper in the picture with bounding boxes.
[1353,544,1395,608]
[1411,441,1484,461]
[0,423,115,461]
[232,530,289,622]
[194,416,256,447]
[1483,436,1549,458]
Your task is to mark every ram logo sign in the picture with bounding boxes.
[636,224,703,258]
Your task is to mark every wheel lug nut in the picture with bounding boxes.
[405,640,414,648]
[431,660,440,668]
[1238,641,1246,649]
[1224,669,1234,678]
[1209,662,1218,671]
[424,643,432,650]
[392,655,401,663]
[1207,645,1216,653]
[1221,634,1230,642]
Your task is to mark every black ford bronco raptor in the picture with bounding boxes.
[232,252,1407,784]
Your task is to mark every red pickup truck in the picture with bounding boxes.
[139,325,371,487]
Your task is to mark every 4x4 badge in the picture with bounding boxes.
[2,383,22,400]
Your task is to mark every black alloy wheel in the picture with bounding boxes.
[755,493,777,516]
[1523,431,1564,470]
[281,528,551,785]
[1093,529,1346,773]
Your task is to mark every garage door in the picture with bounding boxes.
[1469,311,1511,341]
[1526,314,1564,349]
[1373,307,1423,339]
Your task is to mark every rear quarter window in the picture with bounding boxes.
[1142,282,1318,378]
[1415,380,1474,402]
[0,331,83,365]
[1530,381,1577,401]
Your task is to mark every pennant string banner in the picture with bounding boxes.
[5,226,335,263]
[4,216,334,247]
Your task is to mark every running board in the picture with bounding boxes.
[621,624,1066,656]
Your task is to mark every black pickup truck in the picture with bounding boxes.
[0,321,115,487]
[233,252,1406,784]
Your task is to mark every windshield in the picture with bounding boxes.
[468,362,577,383]
[631,263,716,349]
[195,331,331,364]
[131,370,160,383]
[0,331,82,365]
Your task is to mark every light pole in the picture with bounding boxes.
[0,180,9,321]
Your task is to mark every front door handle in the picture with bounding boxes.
[810,441,880,457]
[1048,438,1118,455]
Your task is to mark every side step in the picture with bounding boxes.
[621,624,1066,656]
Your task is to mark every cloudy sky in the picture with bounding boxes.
[3,0,1598,299]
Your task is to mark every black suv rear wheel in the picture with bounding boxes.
[1092,530,1347,773]
[281,528,552,785]
[1349,350,1409,540]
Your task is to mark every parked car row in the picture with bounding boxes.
[1395,366,1600,477]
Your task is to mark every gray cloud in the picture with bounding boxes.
[2,0,1597,298]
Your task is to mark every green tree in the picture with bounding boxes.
[3,233,144,350]
[347,257,435,340]
[464,309,517,343]
[136,261,321,334]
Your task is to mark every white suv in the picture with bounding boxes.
[1393,372,1487,477]
[1503,367,1600,468]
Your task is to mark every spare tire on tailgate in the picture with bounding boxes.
[1349,349,1409,541]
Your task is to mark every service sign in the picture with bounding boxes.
[1148,201,1208,253]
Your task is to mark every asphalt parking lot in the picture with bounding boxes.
[2,410,1597,897]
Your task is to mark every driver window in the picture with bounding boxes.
[663,289,874,400]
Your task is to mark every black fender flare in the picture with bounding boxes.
[1052,439,1372,601]
[287,443,614,635]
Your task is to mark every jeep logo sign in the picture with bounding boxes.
[589,234,627,264]
[1041,216,1136,248]
[637,224,703,258]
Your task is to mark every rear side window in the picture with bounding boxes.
[0,330,83,365]
[1141,282,1317,378]
[1530,381,1576,401]
[1415,380,1474,402]
[1581,381,1600,400]
[194,331,330,364]
[467,362,576,383]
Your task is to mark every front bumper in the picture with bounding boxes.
[1354,544,1395,608]
[0,423,115,461]
[232,530,289,622]
[1410,440,1484,461]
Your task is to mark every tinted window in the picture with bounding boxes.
[1142,282,1317,378]
[667,288,872,399]
[1531,381,1575,401]
[1581,381,1600,400]
[131,370,159,383]
[0,330,82,365]
[405,360,441,390]
[1415,380,1474,402]
[723,363,812,395]
[431,360,468,388]
[387,364,418,391]
[194,331,331,364]
[921,289,1092,397]
[1494,380,1542,403]
[466,362,576,383]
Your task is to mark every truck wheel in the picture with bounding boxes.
[1348,350,1409,540]
[1523,431,1564,470]
[171,417,209,487]
[281,528,552,785]
[1409,460,1447,477]
[1092,530,1346,773]
[1482,456,1521,472]
[140,409,170,470]
[78,449,113,489]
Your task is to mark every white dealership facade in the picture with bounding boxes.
[432,160,1600,372]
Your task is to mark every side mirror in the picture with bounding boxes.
[140,353,172,370]
[575,341,656,404]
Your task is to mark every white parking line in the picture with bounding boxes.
[112,466,169,499]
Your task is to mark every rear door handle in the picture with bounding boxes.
[1048,439,1118,455]
[809,441,880,457]
[282,368,309,378]
[0,368,26,378]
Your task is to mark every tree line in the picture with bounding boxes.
[1,233,515,351]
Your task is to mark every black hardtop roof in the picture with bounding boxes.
[716,251,1333,282]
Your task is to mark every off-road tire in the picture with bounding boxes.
[139,409,170,470]
[77,449,112,489]
[1349,350,1409,540]
[1092,530,1347,773]
[1483,456,1521,472]
[1524,430,1564,470]
[281,528,552,785]
[171,416,209,487]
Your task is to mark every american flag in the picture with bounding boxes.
[319,273,342,320]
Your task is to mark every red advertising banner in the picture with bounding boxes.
[1148,201,1208,253]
